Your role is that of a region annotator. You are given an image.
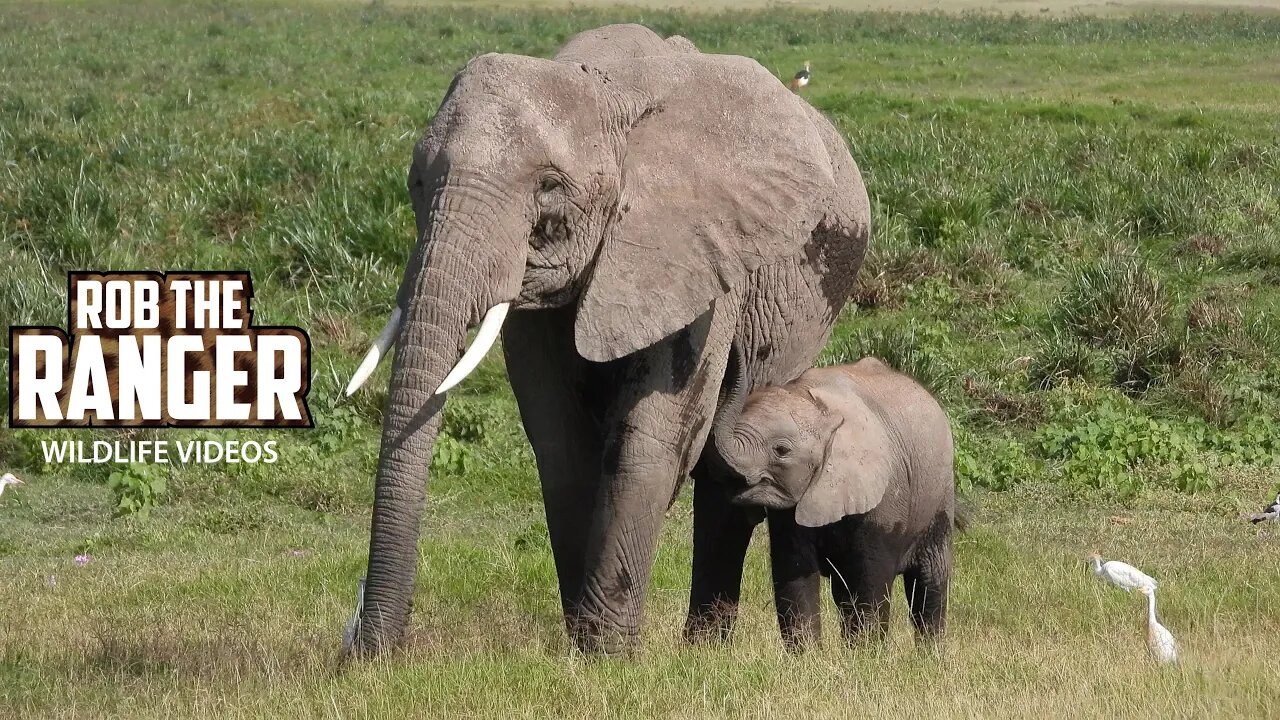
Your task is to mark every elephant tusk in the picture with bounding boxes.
[344,308,403,397]
[434,302,510,396]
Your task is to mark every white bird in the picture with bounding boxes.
[1247,492,1280,523]
[341,577,366,655]
[1139,585,1178,665]
[0,473,24,498]
[1088,552,1157,593]
[789,61,811,92]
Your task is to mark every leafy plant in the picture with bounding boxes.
[431,435,475,475]
[954,431,1039,492]
[314,405,366,454]
[1037,402,1201,466]
[442,403,489,443]
[1035,397,1215,494]
[428,402,492,475]
[1208,415,1280,465]
[106,463,167,518]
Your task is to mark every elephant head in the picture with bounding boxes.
[345,32,840,656]
[713,368,896,528]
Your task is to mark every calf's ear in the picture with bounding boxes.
[795,385,894,528]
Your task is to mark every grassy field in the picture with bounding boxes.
[2,1,1280,717]
[411,0,1280,17]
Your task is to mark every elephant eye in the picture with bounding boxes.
[538,176,561,194]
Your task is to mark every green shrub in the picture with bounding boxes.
[106,463,168,518]
[432,435,475,475]
[1036,400,1202,468]
[1207,415,1280,466]
[312,405,368,455]
[1034,397,1224,495]
[1168,462,1213,494]
[442,402,489,443]
[902,276,960,314]
[954,431,1039,492]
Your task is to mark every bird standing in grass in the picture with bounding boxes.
[341,577,365,656]
[1088,552,1157,593]
[789,61,811,92]
[1247,492,1280,523]
[0,473,23,499]
[1139,586,1178,665]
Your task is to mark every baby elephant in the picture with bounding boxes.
[716,358,955,648]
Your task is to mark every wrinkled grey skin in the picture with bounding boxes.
[352,24,869,656]
[705,358,954,648]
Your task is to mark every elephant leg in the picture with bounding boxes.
[904,514,952,641]
[828,539,895,645]
[503,307,610,621]
[572,306,736,654]
[767,509,822,651]
[685,461,764,643]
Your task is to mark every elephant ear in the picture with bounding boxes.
[795,383,895,528]
[574,54,834,362]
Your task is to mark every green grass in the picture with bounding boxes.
[2,1,1280,717]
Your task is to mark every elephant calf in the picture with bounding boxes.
[712,357,955,648]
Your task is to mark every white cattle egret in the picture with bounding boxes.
[1139,586,1178,665]
[341,577,366,655]
[1088,552,1157,593]
[789,61,811,92]
[0,473,23,498]
[1248,492,1280,523]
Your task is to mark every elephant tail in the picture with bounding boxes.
[953,495,976,533]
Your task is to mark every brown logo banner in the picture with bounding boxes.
[9,271,312,428]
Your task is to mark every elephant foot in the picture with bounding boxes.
[683,601,739,644]
[565,611,640,656]
[779,615,821,652]
[781,634,820,654]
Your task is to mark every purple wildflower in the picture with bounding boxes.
[74,554,92,567]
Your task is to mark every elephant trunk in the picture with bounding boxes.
[353,188,522,657]
[710,343,750,477]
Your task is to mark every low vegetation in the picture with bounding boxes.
[1,1,1278,717]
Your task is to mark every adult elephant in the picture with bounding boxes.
[343,24,870,656]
